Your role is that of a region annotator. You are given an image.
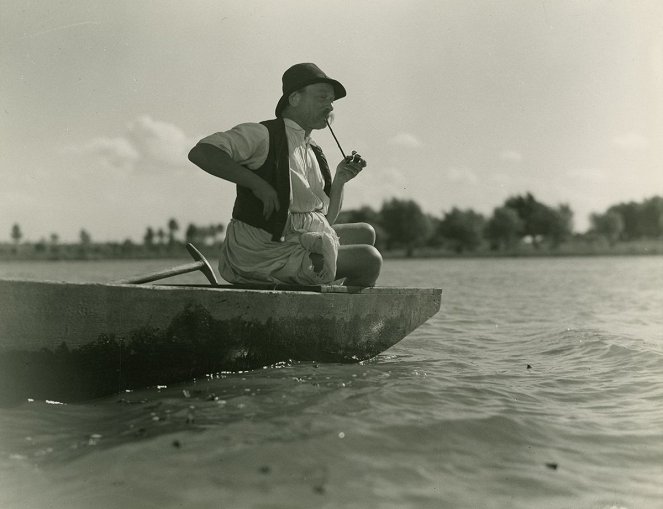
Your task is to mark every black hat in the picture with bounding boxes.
[275,63,346,117]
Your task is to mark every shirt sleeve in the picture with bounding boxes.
[198,122,269,170]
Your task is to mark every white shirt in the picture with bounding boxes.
[199,118,329,214]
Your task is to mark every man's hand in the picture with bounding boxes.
[189,144,280,219]
[334,151,367,185]
[251,180,280,219]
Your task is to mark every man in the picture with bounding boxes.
[188,63,382,286]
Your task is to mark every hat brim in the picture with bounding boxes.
[275,78,346,117]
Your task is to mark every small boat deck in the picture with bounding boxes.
[0,279,442,404]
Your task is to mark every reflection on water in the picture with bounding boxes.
[1,256,662,508]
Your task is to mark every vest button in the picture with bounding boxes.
[279,236,285,242]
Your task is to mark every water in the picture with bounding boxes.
[1,256,662,508]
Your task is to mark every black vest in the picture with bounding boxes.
[232,118,332,241]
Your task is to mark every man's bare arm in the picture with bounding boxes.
[188,143,279,219]
[326,156,365,225]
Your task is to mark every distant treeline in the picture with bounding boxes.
[3,193,663,260]
[2,220,225,260]
[338,193,663,256]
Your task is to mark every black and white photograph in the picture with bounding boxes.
[1,1,662,507]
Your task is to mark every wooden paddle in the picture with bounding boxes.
[114,243,219,286]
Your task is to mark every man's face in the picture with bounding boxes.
[292,83,335,131]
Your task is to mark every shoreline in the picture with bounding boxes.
[1,239,662,262]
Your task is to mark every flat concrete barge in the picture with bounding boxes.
[0,279,441,403]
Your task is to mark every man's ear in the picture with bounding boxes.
[288,91,301,108]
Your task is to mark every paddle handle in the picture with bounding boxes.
[115,243,219,286]
[115,261,206,284]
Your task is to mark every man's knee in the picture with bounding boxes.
[353,245,383,285]
[357,222,376,246]
[336,244,383,286]
[363,244,382,272]
[334,222,376,246]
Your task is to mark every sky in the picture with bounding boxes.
[1,0,662,242]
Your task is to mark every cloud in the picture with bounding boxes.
[126,115,193,168]
[388,132,424,149]
[64,136,140,172]
[499,150,523,163]
[446,167,479,185]
[612,132,649,150]
[64,115,195,174]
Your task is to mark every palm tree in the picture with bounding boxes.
[185,223,199,244]
[49,233,60,255]
[167,218,179,246]
[11,223,22,254]
[143,227,155,249]
[79,229,92,258]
